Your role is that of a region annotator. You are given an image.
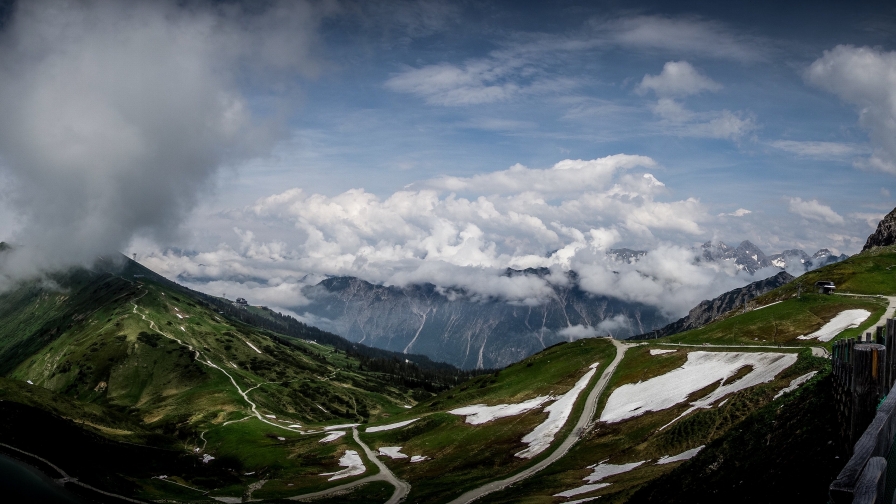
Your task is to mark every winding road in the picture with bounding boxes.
[446,338,630,504]
[283,428,409,503]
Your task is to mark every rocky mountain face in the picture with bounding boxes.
[299,272,668,369]
[863,207,896,251]
[701,240,846,273]
[700,240,773,273]
[633,270,795,339]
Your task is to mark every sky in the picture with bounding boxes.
[0,0,894,318]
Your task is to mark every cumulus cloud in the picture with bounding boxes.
[637,61,722,97]
[0,0,327,286]
[135,154,782,320]
[806,45,896,174]
[719,209,751,217]
[422,155,657,195]
[788,197,845,225]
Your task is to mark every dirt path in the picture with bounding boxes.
[282,428,409,503]
[133,290,411,502]
[446,338,630,504]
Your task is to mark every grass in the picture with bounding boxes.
[487,348,829,503]
[355,338,617,503]
[664,292,886,347]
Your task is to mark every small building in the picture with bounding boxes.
[816,280,836,295]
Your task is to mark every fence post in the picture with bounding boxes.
[853,344,888,448]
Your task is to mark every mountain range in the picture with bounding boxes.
[295,240,845,368]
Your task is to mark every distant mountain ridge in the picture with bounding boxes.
[700,240,847,273]
[632,270,795,339]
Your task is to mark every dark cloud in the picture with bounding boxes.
[0,0,328,286]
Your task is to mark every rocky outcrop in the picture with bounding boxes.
[863,207,896,251]
[632,270,795,339]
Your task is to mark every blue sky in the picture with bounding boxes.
[1,0,895,315]
[216,0,894,245]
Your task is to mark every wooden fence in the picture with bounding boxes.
[830,319,896,503]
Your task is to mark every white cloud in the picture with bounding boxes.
[637,61,722,97]
[595,15,767,62]
[421,154,656,195]
[806,45,896,174]
[719,208,751,217]
[136,154,772,317]
[788,197,845,225]
[649,99,756,140]
[770,140,864,159]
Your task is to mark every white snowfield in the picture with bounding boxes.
[515,364,598,459]
[657,445,704,464]
[366,418,419,433]
[649,349,676,355]
[319,431,345,443]
[378,446,408,459]
[448,395,552,425]
[774,371,818,400]
[600,351,797,424]
[553,460,644,498]
[410,455,428,463]
[797,309,871,342]
[320,450,365,481]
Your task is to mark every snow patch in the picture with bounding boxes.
[449,396,552,425]
[554,483,610,498]
[265,414,276,419]
[378,447,408,459]
[176,314,183,319]
[600,352,797,424]
[319,431,346,443]
[584,461,645,483]
[516,366,597,459]
[797,310,871,342]
[366,418,419,433]
[320,450,365,481]
[774,371,818,399]
[649,349,676,355]
[288,424,302,428]
[180,326,185,332]
[277,437,286,441]
[410,455,429,463]
[202,454,215,464]
[657,445,704,464]
[244,340,263,354]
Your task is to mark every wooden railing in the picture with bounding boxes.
[830,319,896,503]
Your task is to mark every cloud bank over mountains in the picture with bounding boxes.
[141,154,805,318]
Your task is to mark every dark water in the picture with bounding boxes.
[0,452,90,503]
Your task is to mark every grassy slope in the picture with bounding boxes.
[354,338,617,503]
[486,251,894,502]
[0,263,444,501]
